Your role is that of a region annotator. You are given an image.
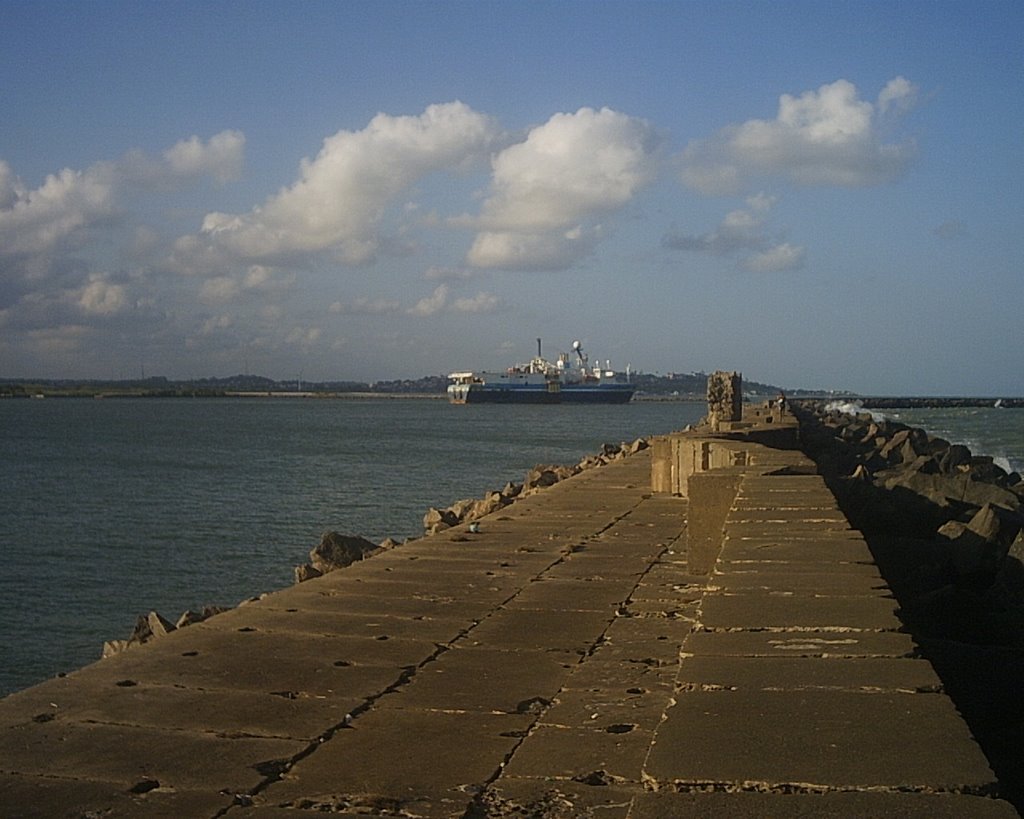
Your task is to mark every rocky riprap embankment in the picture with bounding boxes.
[794,400,1024,806]
[102,436,650,656]
[794,401,1024,630]
[421,438,649,537]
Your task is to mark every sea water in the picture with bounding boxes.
[883,407,1024,475]
[0,397,705,696]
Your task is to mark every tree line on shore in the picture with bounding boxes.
[0,371,790,399]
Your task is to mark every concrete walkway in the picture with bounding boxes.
[0,415,1017,817]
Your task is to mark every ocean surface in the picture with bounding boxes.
[1,398,1020,698]
[0,397,705,697]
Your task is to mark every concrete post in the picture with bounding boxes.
[707,371,742,430]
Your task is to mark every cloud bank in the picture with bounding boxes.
[192,102,499,266]
[680,78,918,194]
[0,78,921,376]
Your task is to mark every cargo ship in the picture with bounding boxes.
[447,339,634,404]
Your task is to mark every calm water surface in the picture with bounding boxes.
[0,397,704,696]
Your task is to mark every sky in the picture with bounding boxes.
[1,1,1021,395]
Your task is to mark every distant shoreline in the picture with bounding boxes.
[3,390,1020,407]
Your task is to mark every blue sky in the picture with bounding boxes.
[1,0,1021,395]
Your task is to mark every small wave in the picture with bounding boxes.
[823,400,886,422]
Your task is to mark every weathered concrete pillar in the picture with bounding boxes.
[650,436,672,494]
[707,371,742,430]
[686,468,743,574]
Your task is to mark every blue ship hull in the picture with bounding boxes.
[449,382,634,404]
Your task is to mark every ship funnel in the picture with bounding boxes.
[537,338,542,358]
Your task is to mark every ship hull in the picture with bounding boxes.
[449,383,634,404]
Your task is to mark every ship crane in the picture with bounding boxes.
[572,339,588,368]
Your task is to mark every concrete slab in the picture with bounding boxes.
[92,630,410,698]
[501,723,654,783]
[543,554,660,581]
[478,778,636,819]
[676,655,943,694]
[645,689,998,790]
[699,592,899,630]
[603,614,696,653]
[0,773,235,819]
[0,677,354,740]
[256,589,498,622]
[630,576,705,604]
[712,569,892,597]
[260,707,533,813]
[555,656,677,697]
[718,537,876,564]
[683,628,920,658]
[713,556,881,575]
[462,608,614,653]
[631,790,1019,818]
[540,683,672,733]
[727,509,851,525]
[504,577,638,612]
[390,647,577,713]
[214,606,470,643]
[0,719,304,792]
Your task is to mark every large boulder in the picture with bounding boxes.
[523,464,577,493]
[938,504,1024,588]
[423,506,459,534]
[128,610,176,645]
[310,531,379,573]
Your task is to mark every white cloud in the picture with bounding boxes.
[467,226,602,271]
[0,164,119,258]
[664,195,773,255]
[664,192,805,273]
[329,296,403,315]
[163,131,245,182]
[201,314,233,334]
[285,326,321,347]
[452,291,500,313]
[77,275,128,316]
[195,102,499,265]
[407,284,450,316]
[462,107,659,270]
[878,76,918,115]
[403,283,500,315]
[680,78,918,194]
[0,131,246,274]
[424,265,475,281]
[199,276,241,305]
[744,242,806,273]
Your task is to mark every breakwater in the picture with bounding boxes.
[0,394,1018,817]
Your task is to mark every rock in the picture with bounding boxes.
[175,605,228,628]
[447,498,479,521]
[935,503,1024,588]
[423,507,459,534]
[501,481,522,499]
[576,454,606,470]
[310,531,379,573]
[378,537,402,550]
[627,437,649,454]
[464,492,507,522]
[939,444,972,474]
[524,464,577,492]
[102,640,129,658]
[293,563,323,583]
[128,611,176,645]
